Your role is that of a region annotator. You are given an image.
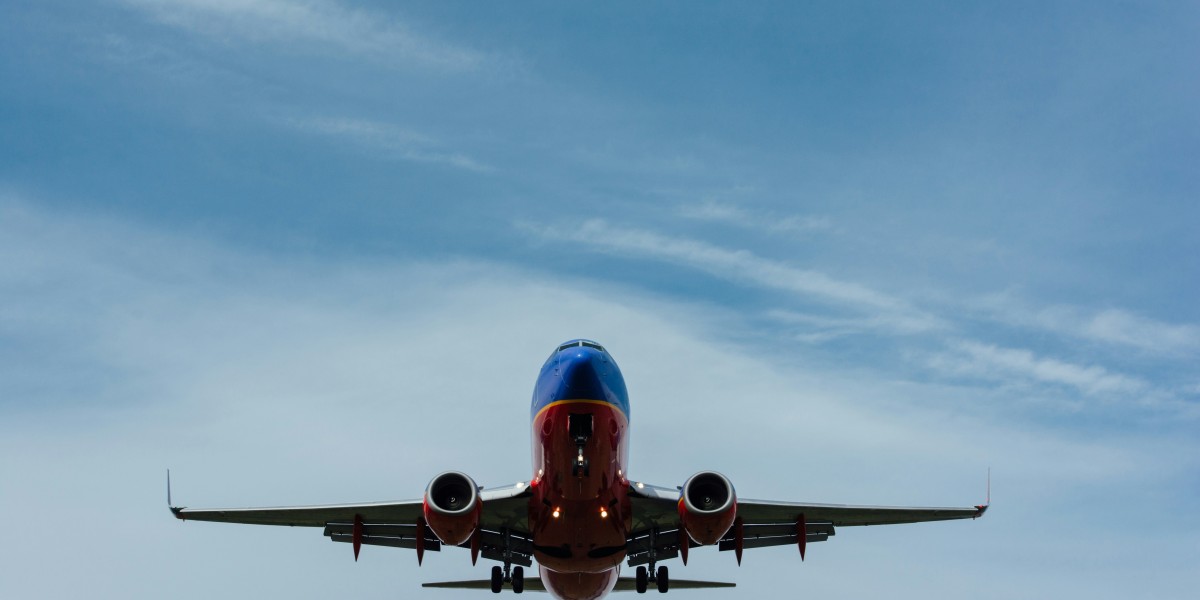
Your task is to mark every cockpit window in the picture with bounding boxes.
[581,341,605,351]
[558,340,606,352]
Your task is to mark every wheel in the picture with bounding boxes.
[490,565,503,594]
[512,566,524,594]
[635,566,648,594]
[656,565,669,593]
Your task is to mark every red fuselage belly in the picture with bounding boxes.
[530,400,630,575]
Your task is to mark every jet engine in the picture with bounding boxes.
[678,471,736,545]
[423,471,480,546]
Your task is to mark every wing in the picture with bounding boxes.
[170,483,534,565]
[626,482,986,565]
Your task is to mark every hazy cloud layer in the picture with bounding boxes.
[2,199,1196,599]
[119,0,484,69]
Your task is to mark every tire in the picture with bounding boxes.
[491,565,503,594]
[513,566,525,594]
[635,566,648,594]
[656,565,669,593]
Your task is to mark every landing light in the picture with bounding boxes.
[552,508,561,518]
[600,508,608,519]
[636,482,645,489]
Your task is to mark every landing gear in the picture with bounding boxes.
[512,566,524,594]
[490,565,503,594]
[635,563,669,594]
[569,413,592,477]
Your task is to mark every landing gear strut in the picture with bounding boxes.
[490,529,524,594]
[635,529,670,593]
[569,414,592,477]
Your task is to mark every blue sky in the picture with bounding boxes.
[1,1,1197,598]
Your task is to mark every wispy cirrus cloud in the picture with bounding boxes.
[282,116,494,172]
[929,340,1153,399]
[679,199,832,234]
[970,294,1200,359]
[119,0,485,70]
[522,219,944,334]
[1031,306,1199,357]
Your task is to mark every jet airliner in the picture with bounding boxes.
[170,339,986,599]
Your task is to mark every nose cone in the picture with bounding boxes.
[558,349,608,401]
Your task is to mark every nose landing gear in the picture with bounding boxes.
[569,414,593,477]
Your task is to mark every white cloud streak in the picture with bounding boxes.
[972,294,1200,359]
[522,219,944,334]
[924,341,1195,415]
[283,116,493,172]
[957,341,1147,395]
[678,199,832,234]
[119,0,484,70]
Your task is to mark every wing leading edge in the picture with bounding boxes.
[169,480,534,564]
[626,481,986,565]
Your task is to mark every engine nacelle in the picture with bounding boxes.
[678,471,737,545]
[423,471,480,546]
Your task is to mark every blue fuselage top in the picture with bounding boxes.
[530,339,630,422]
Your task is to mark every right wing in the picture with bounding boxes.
[627,482,985,565]
[170,482,534,565]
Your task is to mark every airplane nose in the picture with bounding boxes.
[558,353,607,400]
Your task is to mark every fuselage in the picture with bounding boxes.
[529,340,631,600]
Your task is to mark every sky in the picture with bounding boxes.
[1,1,1198,598]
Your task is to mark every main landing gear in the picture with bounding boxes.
[635,528,669,594]
[490,564,524,594]
[634,565,669,594]
[490,529,524,594]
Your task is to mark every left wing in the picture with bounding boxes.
[170,481,534,565]
[627,482,986,565]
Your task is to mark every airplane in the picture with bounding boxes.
[169,339,987,599]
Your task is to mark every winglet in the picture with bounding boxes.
[973,468,990,519]
[167,469,185,520]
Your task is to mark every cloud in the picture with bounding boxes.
[678,199,832,234]
[972,294,1200,359]
[1039,306,1200,356]
[929,340,1157,400]
[765,309,940,342]
[119,0,484,70]
[521,219,944,334]
[282,116,494,172]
